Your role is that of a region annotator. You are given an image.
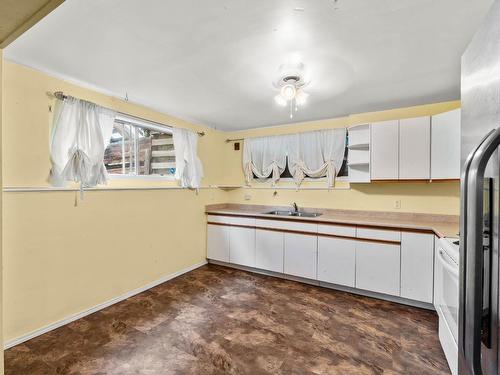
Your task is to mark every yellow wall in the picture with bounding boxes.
[2,62,227,342]
[2,60,461,347]
[221,101,461,215]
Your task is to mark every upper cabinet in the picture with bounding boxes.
[371,120,399,180]
[369,110,459,182]
[431,109,461,179]
[399,116,431,179]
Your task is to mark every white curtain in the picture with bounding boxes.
[243,134,290,185]
[288,129,346,187]
[49,97,116,192]
[173,128,204,189]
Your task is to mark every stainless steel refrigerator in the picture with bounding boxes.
[460,1,500,374]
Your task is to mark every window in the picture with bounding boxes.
[251,134,349,180]
[252,153,348,180]
[104,115,175,178]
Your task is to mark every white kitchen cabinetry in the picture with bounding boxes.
[356,241,401,296]
[318,236,356,287]
[229,226,256,267]
[371,120,399,180]
[207,224,230,262]
[431,109,461,179]
[399,116,431,179]
[284,233,317,280]
[400,232,435,303]
[256,229,284,273]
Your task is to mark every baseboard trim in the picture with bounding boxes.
[4,260,208,350]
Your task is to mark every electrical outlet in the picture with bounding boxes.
[244,194,252,201]
[394,200,401,209]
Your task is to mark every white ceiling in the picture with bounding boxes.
[5,0,493,130]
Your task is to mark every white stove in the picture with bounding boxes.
[435,236,460,375]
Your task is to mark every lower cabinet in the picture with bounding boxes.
[207,224,230,262]
[229,226,256,267]
[317,236,356,287]
[356,241,401,296]
[400,232,435,303]
[207,217,435,306]
[284,233,317,279]
[256,229,284,273]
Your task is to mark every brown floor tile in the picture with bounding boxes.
[5,264,451,375]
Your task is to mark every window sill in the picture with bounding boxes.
[108,174,175,181]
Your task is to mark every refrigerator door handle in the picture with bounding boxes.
[463,127,500,374]
[459,129,494,364]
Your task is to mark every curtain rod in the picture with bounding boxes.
[53,91,205,137]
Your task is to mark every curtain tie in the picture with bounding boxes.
[271,162,280,186]
[293,160,306,187]
[244,162,253,185]
[326,160,336,188]
[62,148,91,199]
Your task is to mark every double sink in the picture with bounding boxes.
[265,210,322,218]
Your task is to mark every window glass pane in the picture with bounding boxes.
[104,122,131,175]
[104,120,174,177]
[137,128,152,175]
[150,132,175,177]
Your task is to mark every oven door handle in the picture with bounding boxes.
[438,249,459,278]
[462,126,500,375]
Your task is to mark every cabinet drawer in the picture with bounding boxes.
[356,227,401,242]
[318,224,356,237]
[207,215,255,227]
[255,219,317,233]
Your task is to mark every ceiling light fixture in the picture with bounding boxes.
[273,62,310,119]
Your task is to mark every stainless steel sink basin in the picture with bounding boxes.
[265,210,322,218]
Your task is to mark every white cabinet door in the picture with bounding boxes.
[284,233,317,280]
[431,109,461,179]
[207,224,230,262]
[356,241,400,296]
[318,237,356,287]
[229,226,255,267]
[400,232,435,303]
[256,229,284,273]
[399,116,431,179]
[371,120,399,180]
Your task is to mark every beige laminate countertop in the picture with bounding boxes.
[205,204,460,238]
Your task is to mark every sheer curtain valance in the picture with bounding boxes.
[49,97,116,193]
[288,129,346,187]
[243,128,346,187]
[173,127,204,189]
[243,134,291,185]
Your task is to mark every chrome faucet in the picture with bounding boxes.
[292,202,299,213]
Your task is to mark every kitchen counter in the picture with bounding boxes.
[205,203,459,238]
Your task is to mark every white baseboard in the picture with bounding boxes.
[4,260,208,350]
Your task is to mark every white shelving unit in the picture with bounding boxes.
[347,124,371,183]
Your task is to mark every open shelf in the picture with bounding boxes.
[347,124,371,183]
[347,162,370,167]
[348,143,370,150]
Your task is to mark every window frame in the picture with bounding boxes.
[106,113,176,181]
